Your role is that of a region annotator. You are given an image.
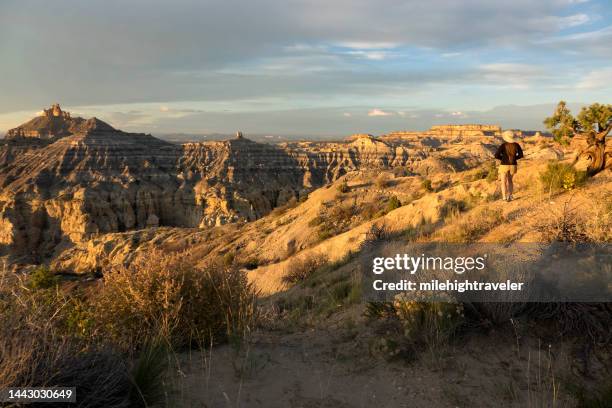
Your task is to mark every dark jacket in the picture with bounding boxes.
[495,142,523,165]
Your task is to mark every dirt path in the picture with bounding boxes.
[167,325,578,408]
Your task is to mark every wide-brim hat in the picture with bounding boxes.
[502,130,516,143]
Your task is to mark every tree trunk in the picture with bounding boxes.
[574,125,611,176]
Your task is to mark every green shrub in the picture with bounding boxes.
[308,216,324,227]
[485,162,498,183]
[28,266,59,289]
[540,161,587,193]
[421,178,433,192]
[387,196,402,212]
[392,292,464,347]
[317,228,334,241]
[129,340,169,407]
[222,251,235,267]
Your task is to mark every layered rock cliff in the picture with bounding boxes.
[0,107,422,261]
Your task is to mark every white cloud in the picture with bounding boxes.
[345,50,392,60]
[336,41,398,50]
[538,25,612,57]
[557,13,590,29]
[451,111,465,117]
[479,63,545,89]
[576,68,612,89]
[368,108,394,117]
[343,112,352,117]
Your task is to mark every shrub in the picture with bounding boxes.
[393,167,410,177]
[421,178,433,192]
[222,251,235,267]
[0,331,134,408]
[28,266,59,289]
[316,227,334,241]
[535,200,590,243]
[360,223,389,250]
[241,257,260,270]
[485,162,498,183]
[337,180,350,193]
[282,254,329,285]
[94,251,257,349]
[386,196,402,212]
[540,161,587,193]
[0,275,164,408]
[365,302,396,319]
[308,216,324,227]
[376,174,390,189]
[393,292,464,347]
[439,198,468,220]
[329,203,356,222]
[361,201,385,220]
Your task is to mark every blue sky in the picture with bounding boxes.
[0,0,610,137]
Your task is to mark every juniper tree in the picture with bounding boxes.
[544,101,611,175]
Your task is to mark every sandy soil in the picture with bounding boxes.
[168,320,586,408]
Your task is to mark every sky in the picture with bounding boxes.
[0,0,611,138]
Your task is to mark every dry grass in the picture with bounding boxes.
[0,251,259,407]
[375,173,391,189]
[95,250,258,349]
[434,206,504,243]
[282,253,329,285]
[0,274,141,407]
[535,196,611,243]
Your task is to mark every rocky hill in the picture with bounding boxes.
[4,106,476,262]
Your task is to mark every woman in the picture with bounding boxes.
[494,130,524,202]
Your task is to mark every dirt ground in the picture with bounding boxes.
[168,318,591,408]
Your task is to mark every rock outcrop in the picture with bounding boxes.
[382,124,502,140]
[0,106,513,264]
[0,107,421,261]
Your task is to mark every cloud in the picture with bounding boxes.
[335,41,399,50]
[535,13,590,30]
[0,0,607,118]
[345,50,393,60]
[479,63,546,89]
[558,13,590,28]
[343,112,352,117]
[368,109,394,117]
[576,68,612,89]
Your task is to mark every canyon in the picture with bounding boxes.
[0,106,530,268]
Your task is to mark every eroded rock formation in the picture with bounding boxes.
[1,106,435,261]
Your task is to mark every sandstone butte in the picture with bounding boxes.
[0,105,514,263]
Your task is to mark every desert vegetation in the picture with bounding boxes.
[0,252,257,407]
[0,102,610,407]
